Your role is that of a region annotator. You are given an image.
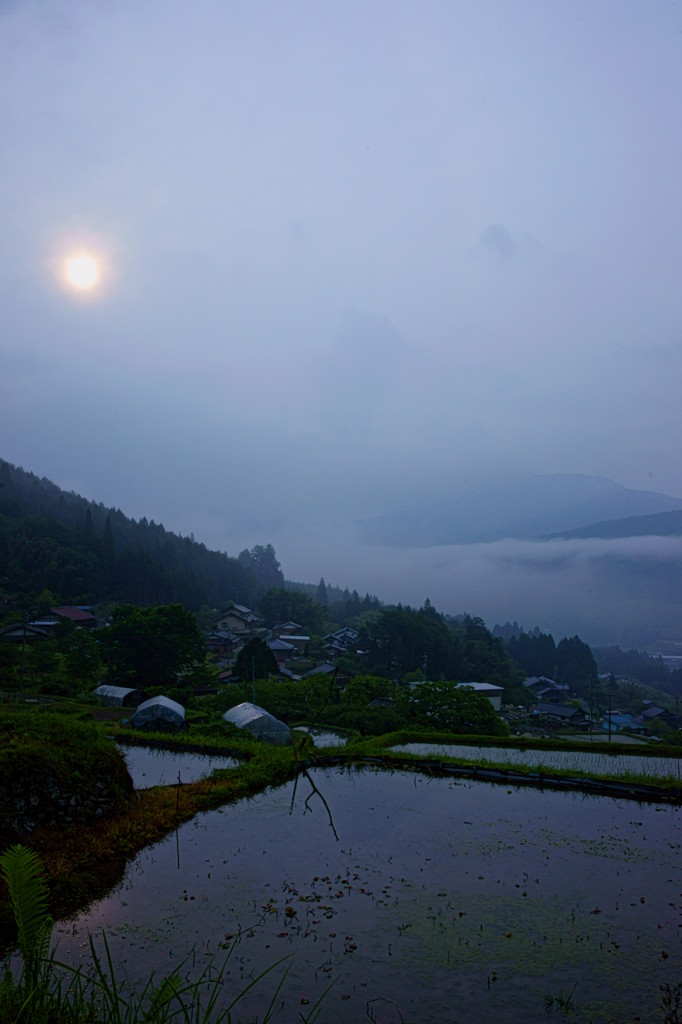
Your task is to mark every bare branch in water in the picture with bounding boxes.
[289,667,340,840]
[289,769,300,815]
[301,766,339,841]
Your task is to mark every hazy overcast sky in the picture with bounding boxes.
[2,1,682,583]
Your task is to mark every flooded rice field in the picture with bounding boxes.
[118,745,239,788]
[54,768,681,1024]
[392,743,682,782]
[299,727,349,748]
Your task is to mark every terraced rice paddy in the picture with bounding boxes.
[118,745,239,789]
[391,742,682,782]
[53,766,681,1024]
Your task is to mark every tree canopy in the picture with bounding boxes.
[238,544,284,590]
[0,459,258,611]
[100,603,206,688]
[233,637,279,682]
[256,588,327,634]
[358,605,460,679]
[407,680,508,736]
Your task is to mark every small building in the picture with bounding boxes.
[0,622,51,644]
[205,630,237,656]
[456,681,504,712]
[523,676,568,699]
[223,702,292,745]
[601,712,646,734]
[93,684,147,708]
[304,662,338,678]
[267,637,296,666]
[273,621,303,637]
[637,705,679,730]
[323,627,359,654]
[281,635,310,653]
[216,605,263,633]
[49,606,98,629]
[532,702,586,728]
[131,695,186,732]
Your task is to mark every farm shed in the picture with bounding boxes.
[93,684,147,708]
[131,695,186,732]
[223,702,292,745]
[456,682,504,712]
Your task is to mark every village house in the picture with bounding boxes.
[601,711,646,734]
[532,702,587,728]
[272,620,303,637]
[48,606,98,629]
[523,675,569,700]
[0,622,50,644]
[267,637,296,667]
[205,630,237,656]
[323,626,360,657]
[215,604,263,633]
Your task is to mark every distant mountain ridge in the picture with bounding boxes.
[543,508,682,541]
[357,475,682,547]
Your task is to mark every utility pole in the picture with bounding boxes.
[252,655,256,704]
[20,612,30,691]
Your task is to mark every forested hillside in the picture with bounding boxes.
[0,459,256,610]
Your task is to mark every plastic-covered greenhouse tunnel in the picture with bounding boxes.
[223,702,292,745]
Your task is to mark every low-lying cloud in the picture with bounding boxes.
[276,527,682,647]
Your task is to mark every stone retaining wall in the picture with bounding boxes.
[2,772,134,840]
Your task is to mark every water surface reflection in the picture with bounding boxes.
[118,745,239,788]
[55,768,681,1024]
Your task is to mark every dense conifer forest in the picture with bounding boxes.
[0,459,256,610]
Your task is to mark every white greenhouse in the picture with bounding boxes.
[223,702,292,745]
[131,695,186,732]
[92,684,147,708]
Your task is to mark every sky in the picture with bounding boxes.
[2,0,682,621]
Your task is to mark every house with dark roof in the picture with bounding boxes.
[0,622,50,644]
[273,621,303,637]
[323,627,360,656]
[305,662,338,677]
[49,606,98,628]
[281,634,310,653]
[267,637,296,666]
[635,705,679,730]
[205,630,237,656]
[216,604,263,633]
[523,676,568,699]
[532,702,586,727]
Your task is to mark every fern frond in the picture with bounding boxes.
[0,843,54,979]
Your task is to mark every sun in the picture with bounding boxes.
[65,252,101,291]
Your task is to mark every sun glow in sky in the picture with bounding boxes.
[3,0,682,606]
[64,252,101,292]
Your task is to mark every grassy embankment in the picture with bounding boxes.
[0,705,298,939]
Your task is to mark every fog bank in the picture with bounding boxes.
[275,528,682,647]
